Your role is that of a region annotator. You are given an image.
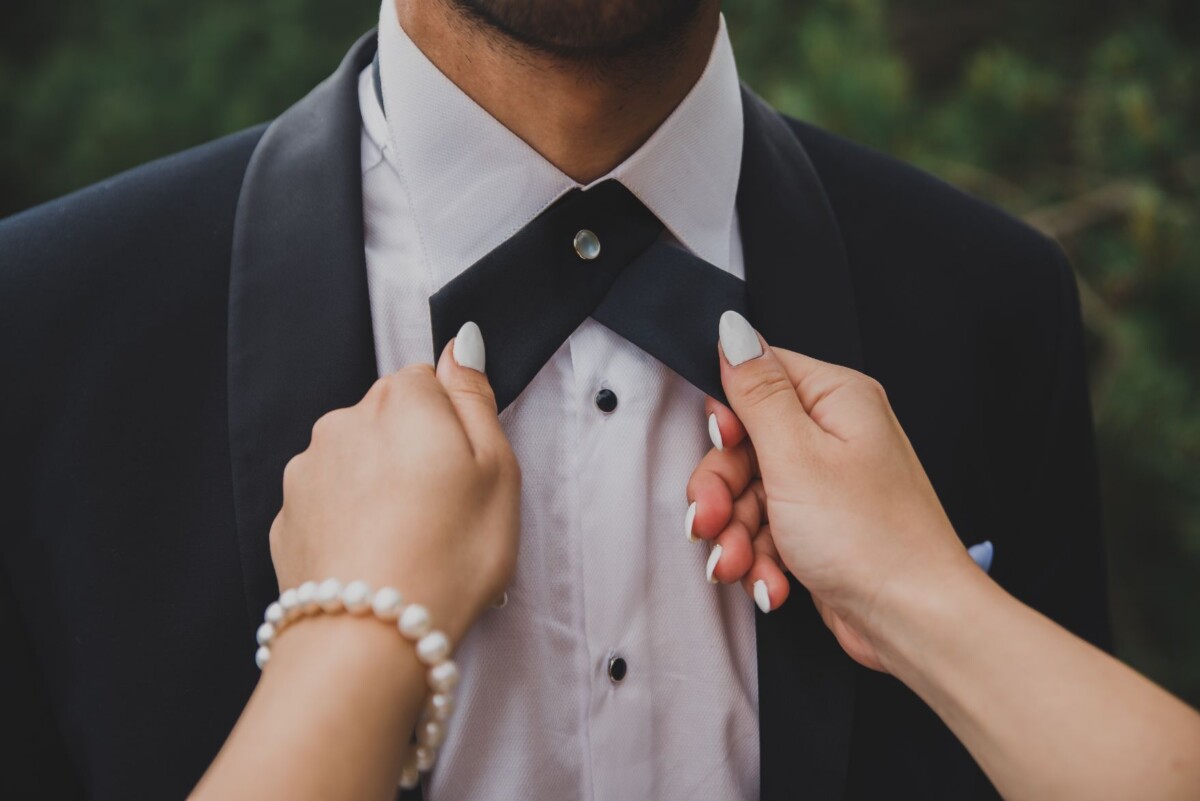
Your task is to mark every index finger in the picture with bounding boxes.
[434,321,509,459]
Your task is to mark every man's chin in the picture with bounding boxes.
[447,0,708,59]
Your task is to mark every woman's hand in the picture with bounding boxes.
[687,311,973,671]
[269,322,520,644]
[195,323,520,801]
[689,312,1200,801]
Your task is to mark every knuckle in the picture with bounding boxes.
[855,375,888,403]
[451,377,497,408]
[400,363,435,382]
[281,453,305,493]
[268,513,285,554]
[367,375,396,405]
[739,368,796,409]
[727,518,753,545]
[310,409,339,441]
[375,365,435,405]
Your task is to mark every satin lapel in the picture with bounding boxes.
[227,31,380,631]
[738,86,861,801]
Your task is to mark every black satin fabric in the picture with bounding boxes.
[429,180,749,410]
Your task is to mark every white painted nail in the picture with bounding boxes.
[719,311,763,366]
[753,579,771,613]
[708,413,724,451]
[453,321,486,372]
[706,543,723,584]
[685,501,698,543]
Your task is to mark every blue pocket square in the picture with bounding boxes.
[967,540,994,573]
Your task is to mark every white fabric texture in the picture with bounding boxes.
[360,2,759,798]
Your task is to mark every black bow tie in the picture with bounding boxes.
[372,52,746,410]
[429,180,748,410]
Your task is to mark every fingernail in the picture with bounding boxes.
[753,579,771,613]
[685,501,698,543]
[707,413,724,451]
[706,543,723,584]
[719,311,763,366]
[453,321,486,372]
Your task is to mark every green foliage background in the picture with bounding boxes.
[2,1,1198,703]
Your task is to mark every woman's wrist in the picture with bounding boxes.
[269,612,418,673]
[263,580,467,701]
[868,548,1002,683]
[275,570,485,647]
[265,613,427,721]
[194,613,428,801]
[261,579,465,786]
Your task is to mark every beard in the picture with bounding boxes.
[444,0,709,60]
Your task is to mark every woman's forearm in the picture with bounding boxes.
[695,334,1200,798]
[876,563,1200,801]
[190,337,518,799]
[191,615,428,801]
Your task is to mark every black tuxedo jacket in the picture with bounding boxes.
[0,31,1108,801]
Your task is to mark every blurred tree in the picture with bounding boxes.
[0,0,378,209]
[2,0,1198,703]
[727,0,1200,704]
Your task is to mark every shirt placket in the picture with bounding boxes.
[569,321,655,799]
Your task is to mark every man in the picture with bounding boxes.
[0,0,1108,798]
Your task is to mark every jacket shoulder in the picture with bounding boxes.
[0,124,267,414]
[0,124,267,280]
[787,117,1065,285]
[786,116,1073,345]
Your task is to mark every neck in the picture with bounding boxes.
[395,0,721,184]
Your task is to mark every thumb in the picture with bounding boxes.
[718,311,819,456]
[435,321,506,456]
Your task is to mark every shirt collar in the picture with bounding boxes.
[368,0,743,289]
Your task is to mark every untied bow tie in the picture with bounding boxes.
[373,52,748,411]
[429,181,748,410]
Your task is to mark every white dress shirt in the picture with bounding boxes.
[360,2,758,797]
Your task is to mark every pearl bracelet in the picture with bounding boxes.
[255,579,460,789]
